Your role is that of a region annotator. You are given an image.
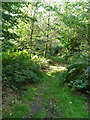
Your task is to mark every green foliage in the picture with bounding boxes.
[14,70,40,83]
[2,51,43,89]
[2,2,31,51]
[32,55,49,69]
[62,52,89,91]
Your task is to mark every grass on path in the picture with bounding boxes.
[3,64,88,118]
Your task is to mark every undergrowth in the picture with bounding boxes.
[2,51,43,89]
[55,52,90,92]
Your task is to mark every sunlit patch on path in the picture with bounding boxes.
[46,64,66,76]
[50,65,66,72]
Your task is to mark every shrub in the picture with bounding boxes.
[14,70,40,83]
[62,52,90,92]
[2,51,43,89]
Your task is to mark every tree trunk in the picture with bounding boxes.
[30,22,34,59]
[44,34,48,58]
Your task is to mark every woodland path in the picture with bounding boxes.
[24,64,66,118]
[3,62,87,118]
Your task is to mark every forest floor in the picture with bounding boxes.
[3,62,88,118]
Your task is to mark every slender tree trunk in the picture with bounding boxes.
[30,22,34,58]
[44,34,48,58]
[29,2,38,58]
[44,7,50,58]
[87,24,90,47]
[49,39,52,55]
